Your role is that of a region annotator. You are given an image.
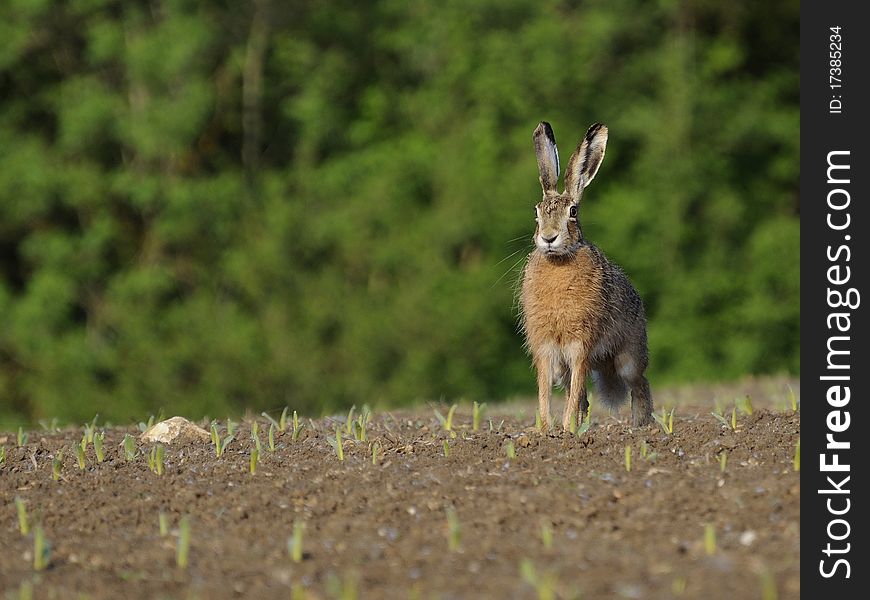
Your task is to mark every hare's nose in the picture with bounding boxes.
[542,234,558,244]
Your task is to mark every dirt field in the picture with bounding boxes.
[1,378,800,599]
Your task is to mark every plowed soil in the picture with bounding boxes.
[1,380,800,599]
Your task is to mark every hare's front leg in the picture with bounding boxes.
[563,358,588,432]
[535,354,553,432]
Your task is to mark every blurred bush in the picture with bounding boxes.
[0,0,798,423]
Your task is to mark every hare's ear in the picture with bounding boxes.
[564,123,608,200]
[533,122,560,193]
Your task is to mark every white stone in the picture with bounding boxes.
[139,417,210,444]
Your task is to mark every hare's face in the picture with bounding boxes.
[531,121,608,256]
[534,193,581,256]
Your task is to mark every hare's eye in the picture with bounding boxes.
[569,206,577,218]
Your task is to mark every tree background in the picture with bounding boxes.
[0,0,799,424]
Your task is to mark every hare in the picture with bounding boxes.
[520,121,652,432]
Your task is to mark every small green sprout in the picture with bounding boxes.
[327,427,344,461]
[711,410,734,431]
[18,426,28,447]
[250,449,259,474]
[261,410,282,432]
[731,406,738,431]
[489,418,505,433]
[211,422,234,457]
[719,452,728,473]
[760,568,778,600]
[176,516,191,568]
[434,404,458,433]
[15,496,29,535]
[38,418,60,432]
[15,581,33,600]
[442,440,450,457]
[159,512,169,537]
[268,423,276,452]
[290,521,305,563]
[653,407,675,435]
[793,438,800,472]
[505,441,516,460]
[787,384,799,412]
[640,441,648,459]
[291,410,304,441]
[149,444,165,475]
[472,402,486,432]
[625,445,632,472]
[672,577,687,595]
[704,523,717,555]
[291,584,306,600]
[251,421,262,454]
[226,418,238,437]
[1,446,6,467]
[520,559,557,600]
[76,444,86,470]
[33,525,50,571]
[123,433,137,461]
[446,508,461,552]
[535,410,543,432]
[52,449,64,481]
[345,405,357,435]
[279,407,289,431]
[540,521,553,550]
[94,431,105,463]
[79,432,88,455]
[736,395,754,416]
[371,441,381,465]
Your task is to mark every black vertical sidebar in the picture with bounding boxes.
[802,1,868,597]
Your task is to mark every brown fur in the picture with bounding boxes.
[521,122,653,431]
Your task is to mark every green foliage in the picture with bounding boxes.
[0,0,798,424]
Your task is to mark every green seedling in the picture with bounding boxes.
[148,444,165,475]
[345,405,357,435]
[79,432,88,455]
[535,410,543,432]
[33,525,50,571]
[442,440,450,457]
[250,449,259,474]
[760,568,778,600]
[226,418,238,437]
[489,418,505,433]
[279,407,290,431]
[672,577,687,595]
[327,427,344,461]
[472,401,486,432]
[291,410,304,441]
[446,508,461,552]
[18,426,28,447]
[0,446,6,467]
[625,445,632,472]
[76,444,86,470]
[736,395,754,416]
[251,421,262,454]
[640,441,648,459]
[159,512,169,537]
[704,523,717,555]
[718,452,728,473]
[653,407,675,435]
[711,410,734,431]
[371,441,381,464]
[38,418,60,432]
[16,581,33,600]
[211,422,234,457]
[123,433,137,461]
[787,384,799,412]
[94,431,105,463]
[520,559,557,600]
[540,521,553,550]
[505,441,516,460]
[434,404,458,433]
[290,521,305,563]
[731,406,738,431]
[176,516,191,568]
[793,438,800,472]
[268,423,276,452]
[326,573,358,600]
[15,496,29,535]
[52,449,64,481]
[577,404,593,436]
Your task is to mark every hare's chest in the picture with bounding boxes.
[521,252,603,345]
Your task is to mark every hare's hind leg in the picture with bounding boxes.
[629,376,653,426]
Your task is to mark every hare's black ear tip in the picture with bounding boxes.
[534,121,556,143]
[586,123,608,138]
